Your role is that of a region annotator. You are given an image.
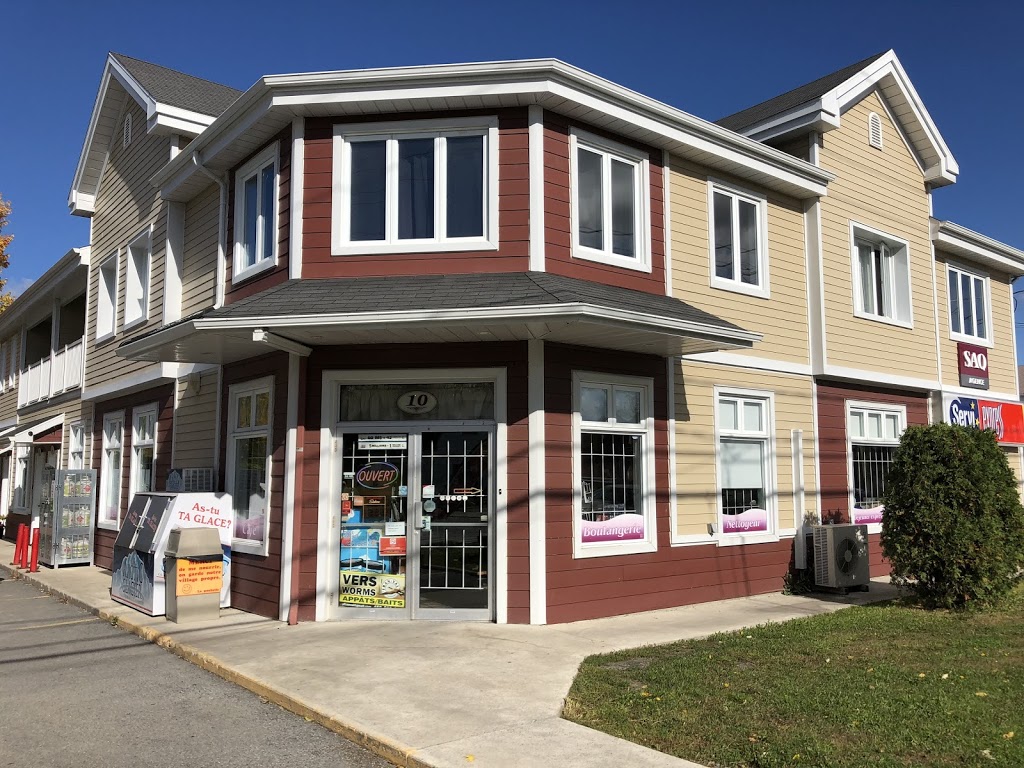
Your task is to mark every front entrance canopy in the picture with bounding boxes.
[118,272,761,365]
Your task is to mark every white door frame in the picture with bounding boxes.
[316,368,508,622]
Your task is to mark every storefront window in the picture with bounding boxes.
[99,412,124,527]
[717,392,774,537]
[574,374,656,558]
[228,378,273,554]
[847,403,904,527]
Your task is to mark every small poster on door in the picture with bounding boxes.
[378,536,407,556]
[339,571,405,608]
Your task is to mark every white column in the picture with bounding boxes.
[528,339,547,624]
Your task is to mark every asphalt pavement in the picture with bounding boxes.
[0,574,392,768]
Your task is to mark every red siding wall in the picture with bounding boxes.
[543,344,792,623]
[815,380,929,576]
[543,114,667,295]
[92,385,175,569]
[297,342,531,622]
[224,127,292,304]
[301,110,531,279]
[219,353,289,617]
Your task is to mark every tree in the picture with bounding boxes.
[881,423,1024,609]
[0,194,13,312]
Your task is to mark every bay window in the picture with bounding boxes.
[573,373,656,558]
[333,117,498,254]
[228,377,273,555]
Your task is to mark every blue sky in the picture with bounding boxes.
[2,1,1023,345]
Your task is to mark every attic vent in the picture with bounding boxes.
[123,113,133,149]
[868,112,883,149]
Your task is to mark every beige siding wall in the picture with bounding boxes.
[85,98,169,390]
[669,159,810,365]
[818,91,937,379]
[182,184,220,317]
[675,361,817,537]
[172,368,219,468]
[935,249,1018,395]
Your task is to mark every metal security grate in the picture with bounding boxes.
[721,487,765,516]
[851,444,895,508]
[581,432,640,520]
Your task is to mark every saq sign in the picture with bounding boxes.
[957,341,989,389]
[946,396,1024,445]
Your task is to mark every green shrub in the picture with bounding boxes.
[881,423,1024,609]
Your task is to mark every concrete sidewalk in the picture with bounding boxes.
[0,539,897,768]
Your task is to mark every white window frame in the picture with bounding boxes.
[98,411,125,530]
[331,116,499,256]
[850,222,913,328]
[0,341,7,394]
[129,404,158,502]
[571,372,657,558]
[124,227,152,330]
[6,338,16,388]
[96,252,119,341]
[846,400,906,534]
[12,445,30,512]
[708,180,770,298]
[227,376,274,556]
[69,423,86,470]
[569,128,651,273]
[232,144,279,284]
[714,387,779,546]
[947,262,993,346]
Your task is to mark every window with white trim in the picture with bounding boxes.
[233,144,278,282]
[717,392,775,536]
[130,404,157,500]
[710,183,768,296]
[124,229,151,328]
[69,423,86,470]
[571,129,649,271]
[573,374,656,558]
[5,339,16,388]
[948,264,990,343]
[12,445,30,511]
[228,378,273,554]
[333,117,497,255]
[852,225,911,326]
[97,253,118,340]
[99,412,125,527]
[847,403,905,527]
[0,341,7,393]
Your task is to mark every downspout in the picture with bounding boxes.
[191,152,229,309]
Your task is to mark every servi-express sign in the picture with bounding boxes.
[946,395,1024,445]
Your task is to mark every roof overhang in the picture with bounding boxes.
[0,247,89,336]
[13,414,64,445]
[68,54,219,216]
[153,59,832,204]
[118,304,762,365]
[738,51,958,187]
[931,219,1024,277]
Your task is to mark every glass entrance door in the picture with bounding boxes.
[336,429,492,620]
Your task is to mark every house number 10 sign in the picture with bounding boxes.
[397,390,438,415]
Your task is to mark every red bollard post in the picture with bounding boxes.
[12,524,26,565]
[19,526,30,569]
[29,529,40,573]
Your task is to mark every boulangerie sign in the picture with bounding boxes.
[957,341,989,389]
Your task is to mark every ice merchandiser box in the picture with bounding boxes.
[110,492,233,615]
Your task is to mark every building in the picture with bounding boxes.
[3,50,1022,624]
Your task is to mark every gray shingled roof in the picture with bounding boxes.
[716,52,888,133]
[111,53,242,118]
[202,272,747,333]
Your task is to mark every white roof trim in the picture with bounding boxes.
[740,51,958,187]
[68,54,219,215]
[118,303,762,361]
[932,219,1024,277]
[14,414,64,445]
[0,247,90,335]
[152,58,832,200]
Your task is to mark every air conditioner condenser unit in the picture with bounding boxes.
[812,524,870,591]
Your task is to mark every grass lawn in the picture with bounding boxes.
[563,592,1024,768]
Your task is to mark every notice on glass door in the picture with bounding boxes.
[357,434,408,450]
[339,571,406,608]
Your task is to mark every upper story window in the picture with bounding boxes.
[948,264,991,344]
[124,228,151,329]
[571,129,650,272]
[573,373,657,558]
[851,223,912,327]
[332,117,498,256]
[96,252,118,341]
[710,181,768,297]
[233,144,278,283]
